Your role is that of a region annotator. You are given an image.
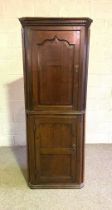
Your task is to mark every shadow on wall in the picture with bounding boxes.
[6,77,27,182]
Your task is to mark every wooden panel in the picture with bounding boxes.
[26,29,80,111]
[40,155,71,177]
[27,114,85,186]
[34,115,77,183]
[38,36,74,105]
[39,122,72,148]
[40,148,72,154]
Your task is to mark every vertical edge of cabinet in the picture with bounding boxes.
[83,27,91,109]
[26,114,36,185]
[82,114,86,183]
[75,114,85,185]
[21,27,27,109]
[78,26,90,111]
[21,26,31,110]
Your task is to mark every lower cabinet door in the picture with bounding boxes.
[27,115,84,188]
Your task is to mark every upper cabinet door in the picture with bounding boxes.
[24,26,87,111]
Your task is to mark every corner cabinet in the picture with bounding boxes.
[19,18,92,189]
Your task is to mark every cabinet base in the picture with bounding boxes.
[28,182,84,189]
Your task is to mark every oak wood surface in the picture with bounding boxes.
[20,17,92,189]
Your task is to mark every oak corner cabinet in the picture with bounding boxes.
[19,17,92,189]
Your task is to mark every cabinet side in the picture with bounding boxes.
[20,24,31,185]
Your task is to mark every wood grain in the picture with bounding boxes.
[20,17,92,188]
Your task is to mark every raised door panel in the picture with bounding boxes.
[34,115,77,184]
[25,28,81,111]
[37,36,73,105]
[27,114,84,187]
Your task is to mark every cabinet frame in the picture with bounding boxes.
[19,18,92,189]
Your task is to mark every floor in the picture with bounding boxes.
[0,144,112,210]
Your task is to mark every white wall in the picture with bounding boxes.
[0,0,112,146]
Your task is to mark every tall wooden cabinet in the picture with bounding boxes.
[19,18,92,189]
